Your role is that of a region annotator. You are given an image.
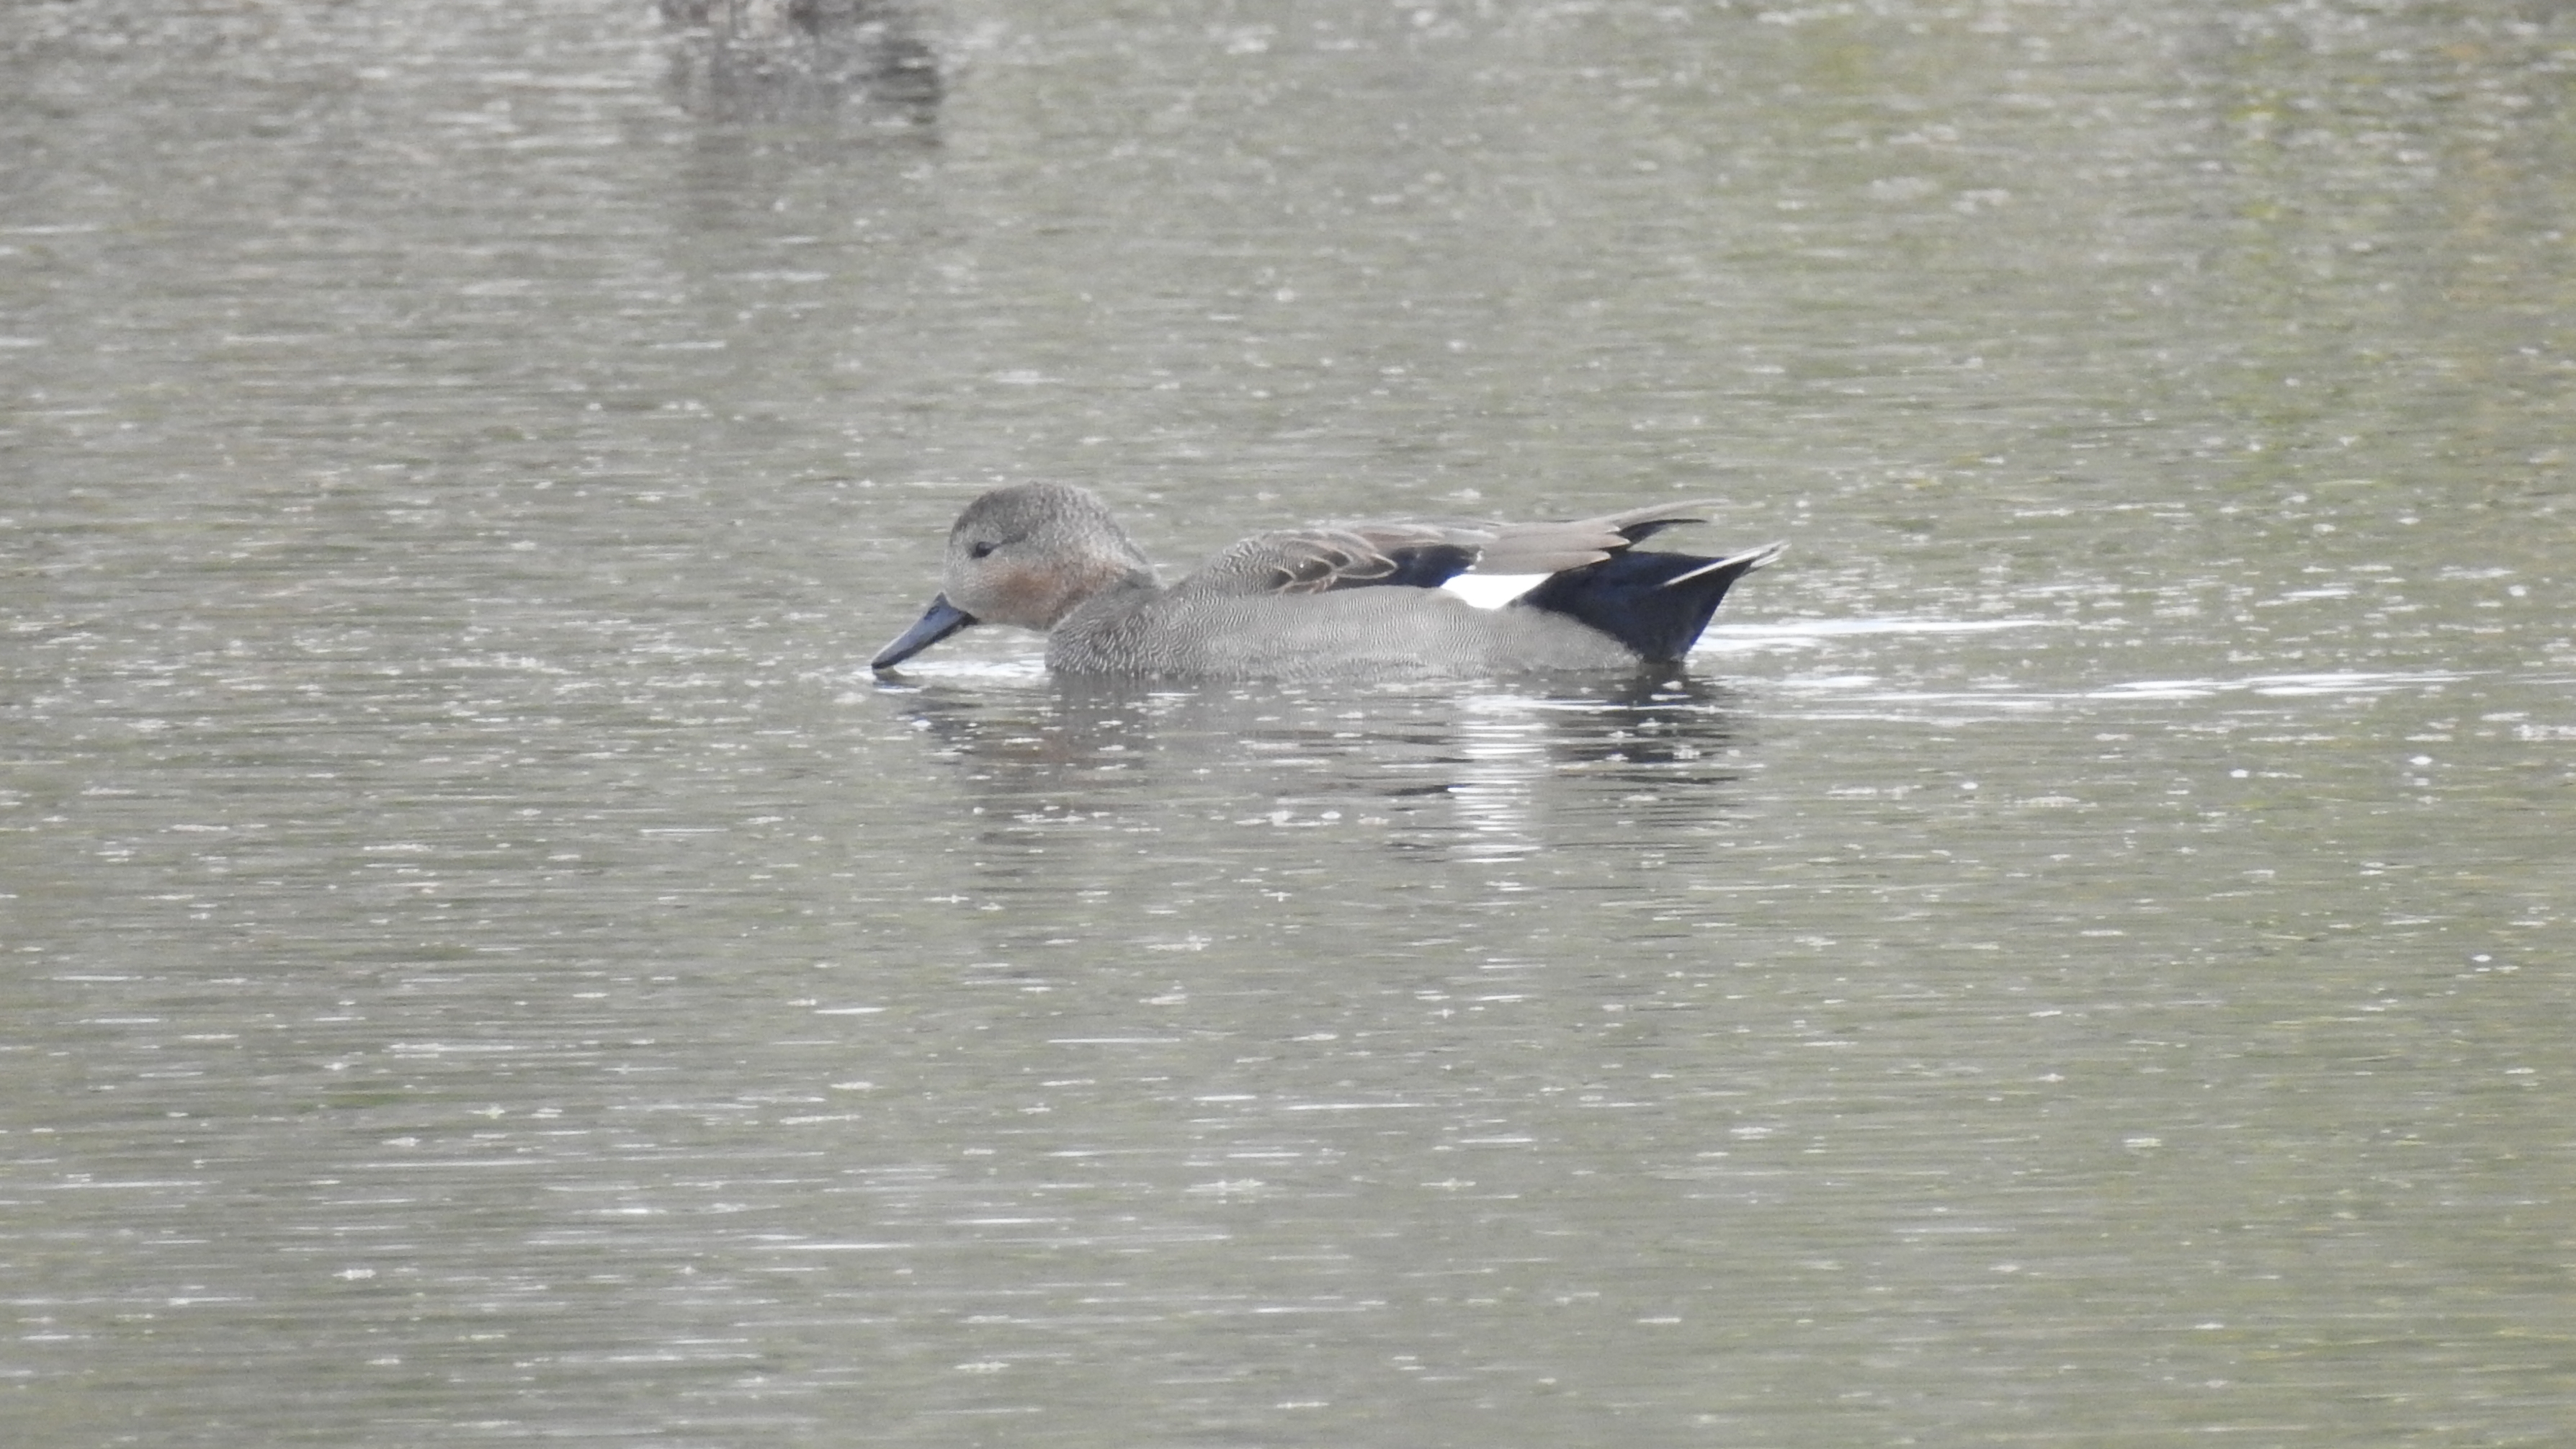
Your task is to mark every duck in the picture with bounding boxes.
[870,482,1784,679]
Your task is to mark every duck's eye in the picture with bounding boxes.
[967,540,998,560]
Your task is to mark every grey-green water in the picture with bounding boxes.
[4,1,2571,1444]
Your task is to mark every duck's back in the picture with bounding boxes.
[1047,587,1640,679]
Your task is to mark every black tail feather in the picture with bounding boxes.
[1513,543,1784,662]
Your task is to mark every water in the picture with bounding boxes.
[4,1,2572,1444]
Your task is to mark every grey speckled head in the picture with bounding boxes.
[872,483,1158,668]
[939,483,1158,629]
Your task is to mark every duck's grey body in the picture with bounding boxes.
[870,482,1783,680]
[1042,582,1650,678]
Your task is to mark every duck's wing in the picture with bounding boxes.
[1175,501,1727,598]
[1469,499,1721,575]
[1177,521,1495,596]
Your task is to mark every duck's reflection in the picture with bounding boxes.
[661,0,941,125]
[875,669,1754,861]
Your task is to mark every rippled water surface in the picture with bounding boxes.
[4,1,2572,1444]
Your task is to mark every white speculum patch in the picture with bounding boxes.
[1440,573,1547,610]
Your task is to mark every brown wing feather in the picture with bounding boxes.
[1182,527,1410,596]
[1180,523,1490,596]
[1269,531,1395,595]
[1174,501,1719,597]
[1463,500,1719,576]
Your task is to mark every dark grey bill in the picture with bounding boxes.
[871,593,978,670]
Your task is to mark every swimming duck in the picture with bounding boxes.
[871,482,1782,679]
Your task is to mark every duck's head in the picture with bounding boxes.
[871,482,1158,670]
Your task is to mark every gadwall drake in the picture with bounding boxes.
[871,483,1784,679]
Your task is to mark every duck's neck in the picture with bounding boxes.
[1045,565,1159,629]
